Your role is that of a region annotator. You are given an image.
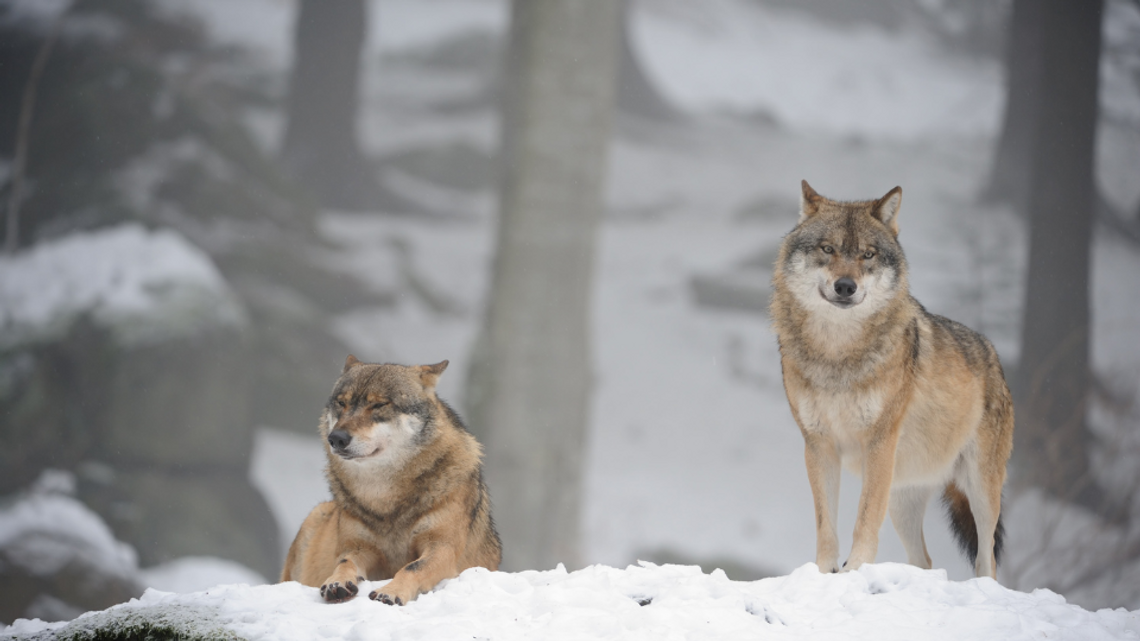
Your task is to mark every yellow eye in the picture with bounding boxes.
[863,250,875,260]
[822,245,834,254]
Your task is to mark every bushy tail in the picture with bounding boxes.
[942,482,1004,566]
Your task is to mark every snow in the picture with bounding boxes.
[0,471,137,583]
[633,0,1002,139]
[5,562,1138,640]
[138,558,266,595]
[0,223,246,348]
[249,427,331,558]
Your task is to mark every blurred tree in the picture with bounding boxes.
[281,0,379,210]
[981,0,1043,209]
[466,0,621,571]
[1014,0,1106,512]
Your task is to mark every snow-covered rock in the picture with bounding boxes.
[0,223,246,349]
[4,562,1138,640]
[0,471,142,624]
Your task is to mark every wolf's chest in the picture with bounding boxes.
[796,388,887,467]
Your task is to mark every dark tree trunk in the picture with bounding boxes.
[981,0,1044,209]
[280,0,377,210]
[1014,0,1104,511]
[466,0,620,572]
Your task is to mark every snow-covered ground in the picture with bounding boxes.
[7,562,1140,641]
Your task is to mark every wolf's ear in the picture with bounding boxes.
[800,180,823,221]
[419,360,449,391]
[343,354,363,374]
[871,186,902,235]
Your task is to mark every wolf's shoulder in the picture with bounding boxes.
[917,304,999,366]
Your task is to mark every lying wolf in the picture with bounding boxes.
[770,181,1014,579]
[281,356,501,604]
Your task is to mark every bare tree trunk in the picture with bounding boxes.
[1014,0,1104,511]
[466,0,620,572]
[280,0,376,210]
[981,0,1044,208]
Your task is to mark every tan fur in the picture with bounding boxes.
[771,181,1014,579]
[280,357,501,604]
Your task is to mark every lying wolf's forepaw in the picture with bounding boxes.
[368,590,404,606]
[320,580,359,603]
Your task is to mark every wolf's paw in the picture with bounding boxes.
[368,590,404,606]
[816,557,840,574]
[320,580,359,603]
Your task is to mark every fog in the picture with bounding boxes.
[2,0,1139,626]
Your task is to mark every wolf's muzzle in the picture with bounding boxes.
[834,277,857,298]
[328,429,352,453]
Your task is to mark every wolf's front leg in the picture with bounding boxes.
[844,434,900,572]
[369,543,459,606]
[803,432,842,573]
[320,547,383,603]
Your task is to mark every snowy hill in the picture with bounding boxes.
[4,563,1138,641]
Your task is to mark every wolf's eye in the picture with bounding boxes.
[369,402,388,412]
[862,250,875,259]
[821,245,834,254]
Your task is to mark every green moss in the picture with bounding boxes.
[6,605,247,641]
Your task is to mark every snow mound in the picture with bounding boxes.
[0,224,246,349]
[7,562,1138,640]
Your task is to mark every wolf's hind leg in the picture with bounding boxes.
[960,467,1003,579]
[889,484,935,569]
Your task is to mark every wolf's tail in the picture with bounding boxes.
[942,482,1004,566]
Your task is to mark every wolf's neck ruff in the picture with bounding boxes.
[327,443,454,534]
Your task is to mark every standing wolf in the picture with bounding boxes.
[281,356,501,604]
[770,181,1014,579]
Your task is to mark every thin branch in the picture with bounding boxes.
[4,6,69,254]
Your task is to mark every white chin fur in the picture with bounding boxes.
[338,415,424,465]
[788,267,895,319]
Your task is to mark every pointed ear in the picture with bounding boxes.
[800,180,823,221]
[872,186,902,235]
[419,360,449,391]
[343,354,362,374]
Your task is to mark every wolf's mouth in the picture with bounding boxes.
[338,446,383,461]
[819,287,859,309]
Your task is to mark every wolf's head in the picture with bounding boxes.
[775,180,908,316]
[319,356,449,467]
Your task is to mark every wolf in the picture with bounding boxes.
[770,181,1014,579]
[280,356,501,604]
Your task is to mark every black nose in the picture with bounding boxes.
[834,277,857,298]
[328,429,351,451]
